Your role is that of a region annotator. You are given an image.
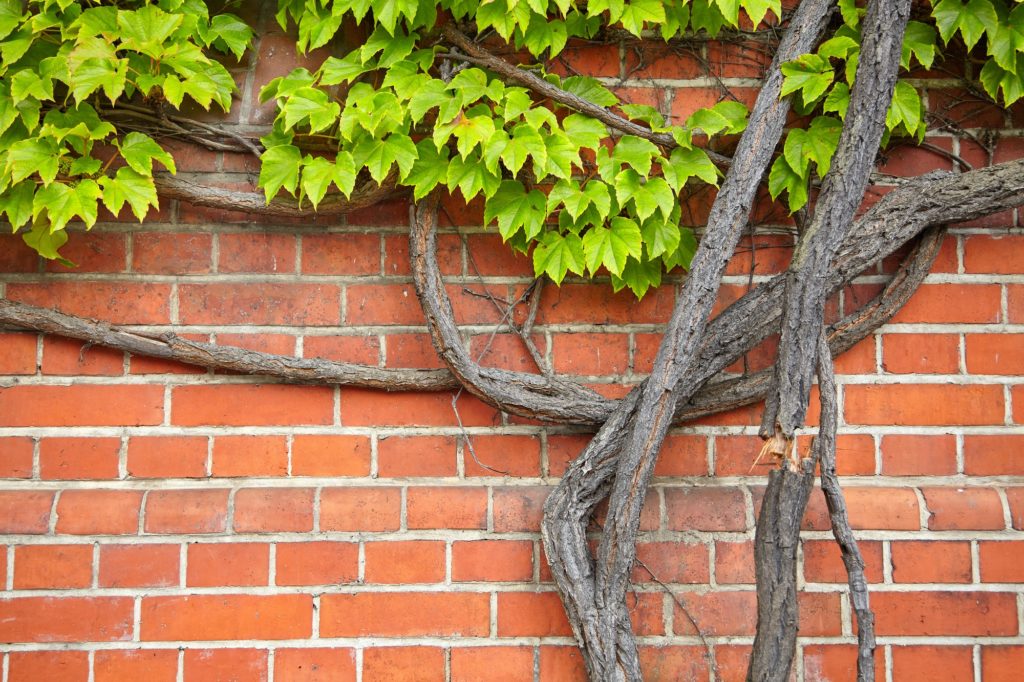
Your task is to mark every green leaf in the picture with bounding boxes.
[663,226,697,271]
[0,0,22,42]
[207,14,253,60]
[354,134,419,183]
[902,21,937,70]
[562,113,607,151]
[70,58,127,104]
[582,217,642,276]
[632,177,675,222]
[886,81,922,133]
[741,0,780,27]
[522,14,568,56]
[447,68,490,105]
[485,180,547,240]
[533,230,585,283]
[7,138,59,186]
[612,135,660,176]
[117,6,183,58]
[640,216,682,259]
[662,147,718,190]
[614,256,662,298]
[453,114,496,158]
[405,141,449,200]
[119,132,176,175]
[620,0,666,36]
[583,181,612,219]
[258,144,302,201]
[282,87,340,133]
[768,156,809,212]
[22,222,69,260]
[542,131,577,180]
[447,153,499,200]
[823,82,851,119]
[299,156,336,208]
[780,54,833,103]
[32,179,102,232]
[100,167,158,221]
[320,53,374,86]
[502,123,544,176]
[685,101,748,136]
[561,75,619,107]
[0,181,34,230]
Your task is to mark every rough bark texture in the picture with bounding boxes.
[762,0,911,441]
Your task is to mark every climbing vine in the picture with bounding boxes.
[3,0,1024,680]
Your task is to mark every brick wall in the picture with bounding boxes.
[1,7,1023,682]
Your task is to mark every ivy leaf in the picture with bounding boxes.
[612,135,660,176]
[448,68,490,105]
[582,217,642,276]
[562,113,606,151]
[823,82,851,119]
[614,169,643,207]
[405,141,449,200]
[640,216,681,259]
[561,75,619,107]
[522,14,568,56]
[661,147,718,190]
[70,58,127,104]
[207,14,253,60]
[454,114,496,158]
[0,0,21,42]
[614,256,662,298]
[320,53,374,86]
[485,180,547,240]
[32,179,102,232]
[533,230,585,283]
[100,167,158,221]
[542,131,577,180]
[768,156,809,212]
[22,222,69,260]
[354,134,419,183]
[620,0,666,36]
[781,54,833,103]
[886,81,922,134]
[583,181,612,219]
[663,226,697,271]
[7,138,59,186]
[116,6,183,59]
[447,153,499,200]
[258,144,302,201]
[0,181,35,230]
[632,177,675,222]
[685,101,748,136]
[502,122,544,177]
[741,0,780,27]
[690,0,726,36]
[119,132,176,175]
[902,21,937,70]
[299,156,336,208]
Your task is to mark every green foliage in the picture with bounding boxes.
[0,0,250,262]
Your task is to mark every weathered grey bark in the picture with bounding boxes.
[761,0,911,441]
[544,0,837,676]
[814,332,876,681]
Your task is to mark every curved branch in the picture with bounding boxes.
[0,299,455,391]
[439,24,732,167]
[153,173,401,218]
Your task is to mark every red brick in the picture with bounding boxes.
[0,490,54,533]
[273,648,356,681]
[99,544,179,588]
[1010,285,1024,323]
[714,540,756,584]
[132,232,213,274]
[321,593,489,637]
[144,489,230,534]
[923,487,1005,530]
[982,646,1024,682]
[802,644,887,682]
[365,541,446,584]
[0,233,41,272]
[497,591,573,636]
[1009,487,1024,529]
[41,336,123,375]
[341,389,499,427]
[39,437,120,480]
[539,646,588,681]
[891,284,1001,323]
[889,646,973,682]
[275,541,358,586]
[966,333,1024,374]
[824,434,877,475]
[173,384,333,426]
[878,139,954,176]
[832,335,877,374]
[362,647,444,682]
[211,435,287,477]
[346,283,424,325]
[302,334,379,365]
[837,487,921,530]
[928,88,1007,130]
[845,384,1004,426]
[0,597,133,641]
[881,434,958,476]
[462,234,531,276]
[636,646,708,680]
[674,591,756,636]
[407,486,487,529]
[634,541,709,584]
[802,539,884,584]
[797,592,844,636]
[8,651,89,682]
[291,435,370,477]
[234,488,314,533]
[535,282,676,325]
[882,333,959,374]
[552,332,629,375]
[593,489,660,532]
[1016,385,1024,424]
[464,435,541,477]
[452,540,534,582]
[652,433,708,476]
[6,282,171,323]
[557,41,623,77]
[218,232,296,273]
[94,650,178,682]
[127,436,208,478]
[547,433,593,477]
[892,540,972,583]
[964,234,1024,273]
[714,435,775,476]
[320,487,401,531]
[0,436,33,478]
[56,490,143,535]
[301,232,380,275]
[13,544,92,589]
[493,486,551,532]
[965,435,1024,475]
[669,87,722,124]
[182,649,268,681]
[385,333,447,369]
[378,435,456,477]
[187,543,269,587]
[979,541,1024,582]
[874,592,1018,635]
[451,646,533,681]
[142,595,312,640]
[0,332,37,374]
[665,487,746,531]
[0,385,163,426]
[178,283,340,325]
